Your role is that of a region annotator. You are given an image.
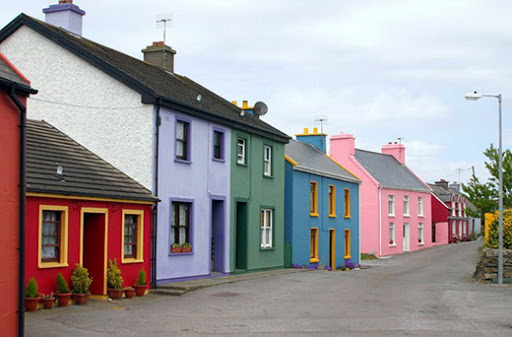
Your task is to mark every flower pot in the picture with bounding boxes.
[181,247,191,253]
[108,288,124,300]
[55,293,71,307]
[42,298,54,310]
[72,293,88,305]
[171,247,182,253]
[25,297,40,312]
[124,288,135,299]
[134,284,146,296]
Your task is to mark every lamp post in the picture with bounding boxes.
[465,91,503,285]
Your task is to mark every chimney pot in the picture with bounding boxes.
[142,42,176,72]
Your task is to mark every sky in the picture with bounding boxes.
[1,0,511,186]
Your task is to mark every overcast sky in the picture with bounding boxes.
[2,0,511,185]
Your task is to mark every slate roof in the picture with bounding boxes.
[428,183,453,203]
[26,119,157,202]
[0,14,290,143]
[0,53,36,94]
[286,140,360,183]
[354,149,430,191]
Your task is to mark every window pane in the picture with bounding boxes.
[176,122,184,139]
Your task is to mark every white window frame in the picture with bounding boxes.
[389,223,395,246]
[403,196,410,216]
[261,209,273,248]
[388,195,395,216]
[263,145,272,177]
[418,223,424,244]
[418,197,424,217]
[237,138,246,165]
[451,201,455,216]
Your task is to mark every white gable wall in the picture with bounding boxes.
[0,26,154,189]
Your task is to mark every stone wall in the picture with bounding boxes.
[474,248,512,282]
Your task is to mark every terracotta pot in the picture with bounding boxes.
[72,293,88,305]
[55,293,71,307]
[171,247,181,253]
[25,297,40,312]
[42,298,54,310]
[134,284,146,296]
[108,288,124,300]
[124,288,135,299]
[181,247,192,253]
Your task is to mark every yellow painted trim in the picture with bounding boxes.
[27,192,155,205]
[325,154,362,181]
[284,155,298,166]
[344,189,351,218]
[121,210,145,264]
[38,205,69,269]
[310,227,319,263]
[330,229,336,270]
[310,181,318,216]
[344,229,351,259]
[80,208,109,295]
[328,185,336,217]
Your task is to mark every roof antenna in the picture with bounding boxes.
[156,14,172,68]
[315,115,328,134]
[396,137,403,144]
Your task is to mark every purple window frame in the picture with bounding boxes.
[169,197,194,255]
[175,116,192,164]
[212,126,225,162]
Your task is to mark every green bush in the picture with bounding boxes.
[71,264,92,294]
[486,210,512,249]
[106,259,124,290]
[25,277,38,298]
[136,268,147,286]
[56,272,70,294]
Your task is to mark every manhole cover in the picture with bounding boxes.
[211,292,240,297]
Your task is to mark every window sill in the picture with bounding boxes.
[236,162,248,167]
[212,157,225,163]
[344,215,351,219]
[121,258,144,264]
[260,247,274,251]
[418,215,425,218]
[344,255,351,260]
[310,212,319,217]
[310,258,319,263]
[263,174,274,179]
[328,214,336,218]
[403,215,410,218]
[418,243,424,246]
[388,214,395,218]
[174,158,192,165]
[388,244,396,247]
[38,262,68,269]
[169,251,194,256]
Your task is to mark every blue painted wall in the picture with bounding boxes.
[285,162,359,268]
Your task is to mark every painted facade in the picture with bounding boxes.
[330,134,432,257]
[284,128,361,269]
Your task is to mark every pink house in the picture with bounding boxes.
[330,134,432,256]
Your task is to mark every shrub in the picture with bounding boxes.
[106,259,124,290]
[25,277,39,298]
[56,273,70,294]
[71,264,92,294]
[486,210,512,249]
[136,268,147,286]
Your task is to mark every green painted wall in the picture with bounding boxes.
[230,129,286,272]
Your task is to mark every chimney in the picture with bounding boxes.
[330,133,355,161]
[232,100,258,118]
[449,181,461,192]
[43,0,86,36]
[434,179,449,190]
[295,127,327,153]
[142,41,177,72]
[381,141,405,164]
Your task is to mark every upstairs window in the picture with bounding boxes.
[310,181,318,216]
[175,119,190,161]
[344,189,351,218]
[328,185,336,217]
[237,138,246,165]
[418,197,424,216]
[263,145,272,176]
[388,195,395,216]
[212,128,224,161]
[403,196,410,216]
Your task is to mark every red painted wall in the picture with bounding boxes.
[431,195,449,243]
[25,196,153,295]
[0,89,23,336]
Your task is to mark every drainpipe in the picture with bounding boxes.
[151,101,161,289]
[8,86,27,337]
[378,185,382,257]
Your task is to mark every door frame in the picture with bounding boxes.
[80,208,109,294]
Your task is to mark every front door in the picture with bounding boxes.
[403,223,410,252]
[329,229,335,270]
[235,202,247,270]
[211,199,225,272]
[81,209,108,295]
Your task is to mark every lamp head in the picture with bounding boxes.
[465,91,482,101]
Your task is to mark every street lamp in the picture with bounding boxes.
[465,91,503,285]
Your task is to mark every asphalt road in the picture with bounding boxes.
[26,240,512,336]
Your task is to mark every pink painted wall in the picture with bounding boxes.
[433,222,448,246]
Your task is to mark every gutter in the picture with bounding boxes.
[378,185,382,257]
[151,100,161,289]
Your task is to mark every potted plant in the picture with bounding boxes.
[389,240,394,245]
[71,264,92,305]
[55,272,71,307]
[171,243,181,253]
[134,268,147,296]
[41,293,55,310]
[106,259,124,300]
[181,242,192,253]
[124,287,135,299]
[25,277,40,312]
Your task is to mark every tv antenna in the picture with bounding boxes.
[156,14,172,44]
[315,115,328,133]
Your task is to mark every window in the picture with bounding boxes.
[403,196,410,216]
[171,202,191,250]
[122,210,144,262]
[310,228,319,263]
[388,195,395,216]
[451,201,455,216]
[344,189,351,218]
[263,145,272,176]
[213,128,224,161]
[175,119,190,161]
[389,223,395,245]
[344,229,351,259]
[418,223,424,244]
[260,209,273,248]
[418,197,424,216]
[39,206,68,268]
[328,185,336,217]
[237,138,246,165]
[310,181,318,216]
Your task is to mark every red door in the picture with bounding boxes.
[83,213,106,295]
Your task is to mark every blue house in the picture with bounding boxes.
[284,128,361,269]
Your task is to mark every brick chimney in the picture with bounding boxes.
[449,181,461,192]
[330,133,355,160]
[142,41,177,72]
[296,127,327,153]
[381,141,405,164]
[43,0,86,36]
[434,179,449,190]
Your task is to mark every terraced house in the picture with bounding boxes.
[0,1,289,284]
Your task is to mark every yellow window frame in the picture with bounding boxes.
[121,209,144,264]
[328,185,336,217]
[344,189,351,218]
[38,205,69,269]
[310,227,319,263]
[310,181,319,217]
[344,229,351,259]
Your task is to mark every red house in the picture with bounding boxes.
[25,120,157,296]
[0,53,37,336]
